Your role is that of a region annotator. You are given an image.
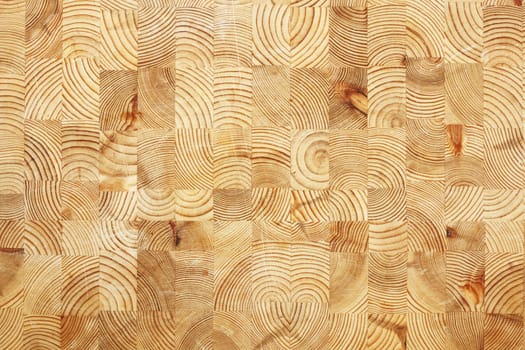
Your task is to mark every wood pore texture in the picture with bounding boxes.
[1,0,525,349]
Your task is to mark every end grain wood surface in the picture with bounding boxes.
[0,0,524,349]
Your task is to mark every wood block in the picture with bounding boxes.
[137,7,176,68]
[23,315,61,350]
[61,316,98,350]
[329,252,367,313]
[99,311,137,349]
[368,253,408,313]
[445,2,482,63]
[368,314,407,349]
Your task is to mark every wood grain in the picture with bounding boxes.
[1,1,524,349]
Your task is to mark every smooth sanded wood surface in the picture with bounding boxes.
[1,0,525,349]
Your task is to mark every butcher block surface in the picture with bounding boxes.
[0,0,524,349]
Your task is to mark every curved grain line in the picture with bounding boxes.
[99,311,137,349]
[484,190,523,221]
[24,181,61,220]
[444,63,483,125]
[485,252,522,314]
[484,314,523,350]
[137,251,176,311]
[368,253,407,313]
[445,186,484,221]
[369,221,407,253]
[484,128,523,189]
[61,316,98,349]
[138,7,176,68]
[329,314,367,349]
[0,309,22,349]
[407,119,445,181]
[368,67,406,128]
[63,57,99,120]
[213,312,253,349]
[291,190,330,222]
[63,0,100,58]
[24,256,61,314]
[407,253,447,313]
[61,181,98,220]
[482,6,522,66]
[445,2,482,63]
[100,250,137,311]
[291,131,329,190]
[25,58,62,120]
[290,243,329,304]
[101,9,137,70]
[138,130,176,190]
[100,130,137,191]
[174,190,213,221]
[100,221,137,251]
[483,66,521,128]
[329,190,367,221]
[290,69,328,129]
[0,0,24,13]
[485,222,523,253]
[138,313,177,350]
[330,253,367,313]
[62,220,99,255]
[407,314,446,349]
[137,68,176,129]
[174,129,213,189]
[24,220,61,255]
[213,67,252,129]
[213,130,251,189]
[62,256,99,316]
[252,127,290,187]
[368,130,406,189]
[0,194,24,220]
[175,8,214,68]
[214,251,252,311]
[23,315,60,349]
[369,5,406,66]
[24,121,61,180]
[407,0,444,57]
[100,70,138,130]
[446,251,484,311]
[252,188,290,221]
[290,8,329,68]
[408,221,447,252]
[177,311,213,350]
[252,66,289,126]
[369,188,406,222]
[368,314,407,350]
[407,181,443,223]
[0,221,23,248]
[99,191,137,220]
[214,6,251,67]
[0,249,23,308]
[175,67,213,128]
[252,5,289,65]
[252,241,290,303]
[329,7,367,67]
[213,189,251,221]
[407,58,444,119]
[0,14,24,74]
[25,0,62,59]
[62,120,99,181]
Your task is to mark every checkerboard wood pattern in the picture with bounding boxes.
[1,0,524,349]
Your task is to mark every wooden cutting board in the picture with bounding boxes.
[0,0,523,349]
